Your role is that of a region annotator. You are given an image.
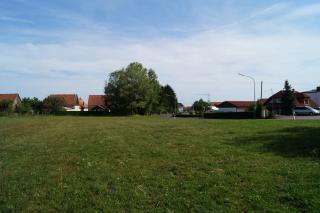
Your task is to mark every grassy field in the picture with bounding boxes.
[1,116,320,212]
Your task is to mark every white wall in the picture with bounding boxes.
[64,105,81,111]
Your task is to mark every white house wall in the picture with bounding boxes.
[64,105,82,111]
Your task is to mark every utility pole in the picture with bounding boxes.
[260,81,263,100]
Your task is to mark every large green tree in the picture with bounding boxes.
[159,85,178,113]
[192,99,210,114]
[104,62,161,115]
[16,97,43,114]
[282,80,295,115]
[42,96,65,114]
[0,100,13,113]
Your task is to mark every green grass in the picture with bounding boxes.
[1,116,320,212]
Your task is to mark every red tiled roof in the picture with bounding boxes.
[218,101,254,108]
[88,95,106,110]
[49,94,79,108]
[210,102,222,107]
[0,94,19,102]
[265,90,317,107]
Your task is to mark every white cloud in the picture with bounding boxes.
[286,3,320,18]
[0,16,33,24]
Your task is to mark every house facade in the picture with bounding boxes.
[264,90,317,114]
[49,94,83,111]
[88,95,107,111]
[303,87,320,107]
[217,101,253,112]
[0,93,21,108]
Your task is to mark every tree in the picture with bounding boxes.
[16,97,43,114]
[192,99,210,114]
[159,85,178,113]
[29,97,43,114]
[0,100,13,113]
[104,62,162,115]
[282,80,295,115]
[42,96,65,114]
[16,100,32,114]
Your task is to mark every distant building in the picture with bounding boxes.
[264,90,317,114]
[177,103,184,113]
[49,94,82,111]
[88,95,107,111]
[79,98,88,111]
[217,101,254,112]
[303,87,320,107]
[0,93,21,108]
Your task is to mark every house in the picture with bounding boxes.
[217,101,254,112]
[79,98,88,111]
[264,90,317,114]
[88,95,107,111]
[0,94,21,108]
[303,87,320,107]
[177,103,184,113]
[257,99,268,105]
[49,94,82,111]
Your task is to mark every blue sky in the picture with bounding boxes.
[1,0,320,104]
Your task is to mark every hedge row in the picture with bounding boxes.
[175,114,202,118]
[203,112,256,119]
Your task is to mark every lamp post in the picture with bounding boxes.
[238,73,256,111]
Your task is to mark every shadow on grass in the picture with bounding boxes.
[234,127,320,158]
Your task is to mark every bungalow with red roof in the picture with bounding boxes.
[264,90,317,114]
[0,93,21,108]
[49,94,84,111]
[88,95,107,111]
[217,101,254,112]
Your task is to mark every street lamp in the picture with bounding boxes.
[238,73,256,111]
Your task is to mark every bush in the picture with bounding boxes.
[15,102,32,114]
[204,112,255,119]
[42,97,65,114]
[0,100,13,113]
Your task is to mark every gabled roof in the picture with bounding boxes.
[88,95,106,109]
[257,99,267,105]
[49,94,79,108]
[0,94,20,102]
[210,102,222,107]
[218,101,254,108]
[264,90,317,107]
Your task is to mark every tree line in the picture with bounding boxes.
[0,96,66,115]
[1,62,178,115]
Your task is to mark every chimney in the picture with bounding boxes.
[317,86,320,92]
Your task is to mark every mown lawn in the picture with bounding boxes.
[1,116,320,212]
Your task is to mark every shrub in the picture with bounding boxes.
[42,97,65,114]
[0,100,13,113]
